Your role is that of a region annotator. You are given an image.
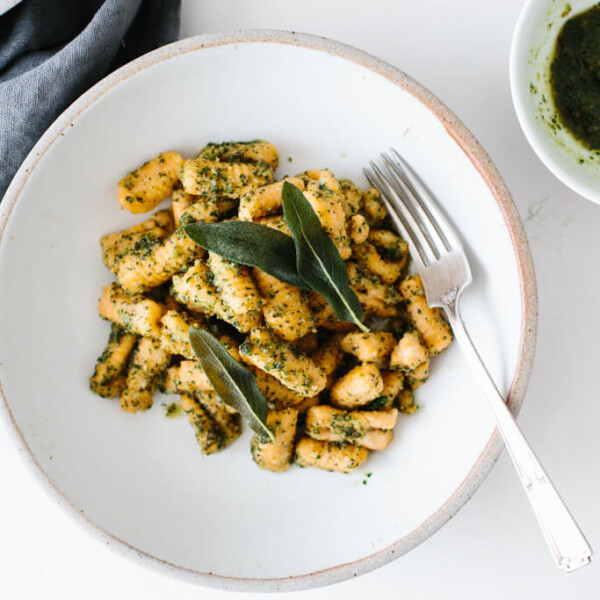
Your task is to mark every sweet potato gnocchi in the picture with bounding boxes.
[90,140,452,472]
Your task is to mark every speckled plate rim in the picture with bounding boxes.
[0,30,537,593]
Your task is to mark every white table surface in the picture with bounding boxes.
[2,1,600,598]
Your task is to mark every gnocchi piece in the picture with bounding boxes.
[352,241,398,284]
[163,335,240,394]
[251,408,299,472]
[330,364,384,408]
[163,294,182,312]
[353,230,407,284]
[389,331,429,371]
[116,227,204,294]
[98,283,165,338]
[159,310,202,358]
[180,393,223,454]
[362,186,387,223]
[347,214,370,245]
[100,210,173,273]
[197,391,241,443]
[294,438,369,473]
[357,408,399,430]
[171,187,198,226]
[405,359,430,389]
[180,157,273,198]
[290,332,319,355]
[120,337,171,412]
[253,269,313,341]
[380,370,405,408]
[300,170,351,260]
[239,328,327,397]
[305,405,398,450]
[179,195,237,225]
[399,388,418,414]
[90,324,138,398]
[163,360,213,394]
[357,429,395,451]
[308,292,356,331]
[199,140,279,169]
[347,262,400,317]
[180,392,241,454]
[171,261,255,335]
[214,334,242,362]
[339,179,364,216]
[118,151,184,214]
[340,331,396,366]
[148,209,175,231]
[238,177,305,221]
[170,260,227,319]
[369,230,409,274]
[250,367,309,408]
[208,253,263,333]
[95,374,127,399]
[399,275,452,354]
[311,333,345,376]
[254,214,292,236]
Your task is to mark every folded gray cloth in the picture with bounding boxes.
[0,0,181,200]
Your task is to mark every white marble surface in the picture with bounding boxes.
[1,1,599,598]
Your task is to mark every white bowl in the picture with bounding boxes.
[510,0,600,203]
[0,31,536,591]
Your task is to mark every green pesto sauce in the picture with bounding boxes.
[550,5,600,149]
[164,402,182,418]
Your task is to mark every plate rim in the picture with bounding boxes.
[0,29,537,592]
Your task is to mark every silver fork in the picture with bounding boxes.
[364,150,592,573]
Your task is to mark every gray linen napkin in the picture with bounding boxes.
[0,0,181,200]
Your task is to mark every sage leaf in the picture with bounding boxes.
[183,221,309,290]
[282,181,368,332]
[363,395,389,411]
[188,327,275,442]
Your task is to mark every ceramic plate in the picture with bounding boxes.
[0,31,536,591]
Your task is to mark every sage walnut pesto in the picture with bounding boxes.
[550,4,600,149]
[90,140,453,471]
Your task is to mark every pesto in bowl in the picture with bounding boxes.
[550,4,600,150]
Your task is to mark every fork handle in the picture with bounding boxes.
[444,297,592,572]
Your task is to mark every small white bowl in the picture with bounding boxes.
[510,0,600,203]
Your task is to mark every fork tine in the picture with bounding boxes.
[364,163,431,269]
[363,167,426,273]
[388,149,462,251]
[381,152,448,258]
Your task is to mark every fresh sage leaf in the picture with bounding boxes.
[281,181,368,332]
[188,327,275,442]
[363,395,389,411]
[183,221,309,290]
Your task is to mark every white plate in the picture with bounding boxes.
[0,31,536,591]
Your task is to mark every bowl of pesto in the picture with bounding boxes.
[511,0,600,203]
